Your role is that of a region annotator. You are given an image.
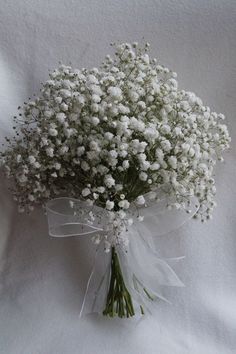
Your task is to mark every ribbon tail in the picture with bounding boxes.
[79,244,111,317]
[117,225,185,315]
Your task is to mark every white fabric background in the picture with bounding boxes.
[0,1,236,353]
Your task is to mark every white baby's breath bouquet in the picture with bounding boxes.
[1,42,230,318]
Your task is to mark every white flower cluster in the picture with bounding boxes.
[1,42,230,248]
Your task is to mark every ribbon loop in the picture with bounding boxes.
[46,197,109,237]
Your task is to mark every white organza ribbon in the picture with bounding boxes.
[46,196,198,317]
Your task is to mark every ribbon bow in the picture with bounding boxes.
[46,196,197,317]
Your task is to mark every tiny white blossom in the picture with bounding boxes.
[49,128,58,137]
[106,200,114,210]
[118,210,126,219]
[59,146,69,155]
[115,183,123,192]
[46,147,54,157]
[82,188,91,197]
[104,132,114,140]
[108,86,122,100]
[161,140,171,152]
[92,94,101,103]
[118,200,130,209]
[56,112,66,123]
[127,218,133,226]
[91,116,100,126]
[28,194,35,201]
[139,172,148,181]
[168,156,177,169]
[97,186,105,193]
[77,146,85,156]
[122,160,129,169]
[81,161,90,171]
[136,195,146,205]
[28,156,36,164]
[54,163,61,170]
[16,154,22,163]
[150,163,160,171]
[104,175,115,188]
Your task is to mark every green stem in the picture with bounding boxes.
[103,247,135,318]
[143,287,155,301]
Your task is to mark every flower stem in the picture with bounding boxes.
[103,247,135,318]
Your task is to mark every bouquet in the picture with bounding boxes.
[1,42,230,318]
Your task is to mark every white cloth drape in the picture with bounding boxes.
[0,0,236,353]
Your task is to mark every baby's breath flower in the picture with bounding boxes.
[56,112,66,123]
[49,128,58,137]
[104,175,115,188]
[82,188,91,197]
[118,200,130,209]
[0,41,230,250]
[46,147,54,157]
[28,155,36,164]
[106,200,114,210]
[136,195,146,205]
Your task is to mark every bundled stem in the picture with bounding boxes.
[103,247,135,318]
